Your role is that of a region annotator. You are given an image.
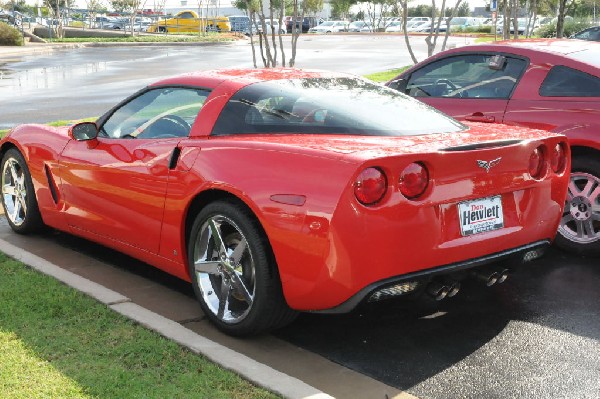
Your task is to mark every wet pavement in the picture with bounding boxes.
[1,215,598,399]
[0,35,474,129]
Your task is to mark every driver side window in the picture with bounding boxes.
[405,54,526,99]
[100,87,209,139]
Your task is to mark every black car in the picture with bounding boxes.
[571,26,600,41]
[286,16,317,33]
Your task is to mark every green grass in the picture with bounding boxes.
[364,67,410,83]
[0,253,279,399]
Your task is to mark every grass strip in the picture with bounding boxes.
[0,253,279,399]
[364,67,410,83]
[47,33,239,43]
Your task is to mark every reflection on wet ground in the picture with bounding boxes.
[0,45,254,129]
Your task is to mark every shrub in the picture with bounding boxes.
[535,19,595,38]
[0,22,23,46]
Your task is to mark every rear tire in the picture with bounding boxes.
[555,155,600,256]
[188,200,297,336]
[1,148,44,234]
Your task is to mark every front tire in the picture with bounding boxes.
[1,148,44,234]
[188,200,297,336]
[555,155,600,256]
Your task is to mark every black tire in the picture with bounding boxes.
[1,148,44,234]
[555,155,600,256]
[188,200,297,336]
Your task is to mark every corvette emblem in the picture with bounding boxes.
[477,157,502,173]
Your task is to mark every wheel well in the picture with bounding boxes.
[0,142,19,160]
[571,145,600,162]
[184,189,279,278]
[184,189,265,249]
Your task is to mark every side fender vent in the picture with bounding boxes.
[44,165,59,204]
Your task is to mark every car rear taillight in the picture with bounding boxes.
[528,146,545,179]
[399,162,429,199]
[354,167,387,205]
[550,143,567,174]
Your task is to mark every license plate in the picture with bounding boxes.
[458,196,504,236]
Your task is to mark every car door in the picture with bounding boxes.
[399,53,527,124]
[59,87,209,253]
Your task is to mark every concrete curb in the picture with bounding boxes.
[0,237,334,399]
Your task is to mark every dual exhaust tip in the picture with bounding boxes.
[426,268,510,301]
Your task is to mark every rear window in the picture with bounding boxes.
[540,65,600,97]
[212,78,464,137]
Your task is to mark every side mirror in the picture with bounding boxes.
[387,78,408,93]
[70,122,99,141]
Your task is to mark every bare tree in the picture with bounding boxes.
[85,0,104,29]
[44,0,73,38]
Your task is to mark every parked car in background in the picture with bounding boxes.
[1,68,569,336]
[413,21,448,33]
[251,18,286,35]
[571,26,600,41]
[406,20,429,32]
[387,39,600,255]
[308,20,347,33]
[385,21,403,32]
[228,15,250,34]
[347,20,367,32]
[146,10,231,33]
[285,16,317,33]
[449,17,481,30]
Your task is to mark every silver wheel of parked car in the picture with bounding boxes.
[1,148,44,234]
[188,200,297,336]
[556,156,600,256]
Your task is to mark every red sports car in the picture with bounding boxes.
[1,69,569,336]
[387,39,600,256]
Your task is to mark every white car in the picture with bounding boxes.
[385,21,403,32]
[309,20,347,33]
[347,21,367,32]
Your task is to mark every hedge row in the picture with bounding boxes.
[0,22,23,46]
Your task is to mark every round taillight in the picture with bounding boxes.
[354,167,387,205]
[528,146,545,179]
[399,162,429,199]
[550,143,567,174]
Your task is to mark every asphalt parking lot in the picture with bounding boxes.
[1,37,599,398]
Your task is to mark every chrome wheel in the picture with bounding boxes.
[193,214,255,324]
[2,156,28,227]
[558,172,600,245]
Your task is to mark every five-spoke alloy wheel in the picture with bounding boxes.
[188,201,296,336]
[1,148,43,234]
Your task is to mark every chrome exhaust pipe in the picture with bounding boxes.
[444,280,461,297]
[495,268,510,284]
[472,270,500,286]
[426,281,450,301]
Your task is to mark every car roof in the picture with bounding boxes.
[149,68,354,90]
[450,38,600,57]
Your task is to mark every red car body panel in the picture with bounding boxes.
[393,39,600,153]
[1,69,570,311]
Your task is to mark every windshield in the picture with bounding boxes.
[212,78,465,137]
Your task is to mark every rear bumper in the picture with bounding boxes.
[313,240,550,314]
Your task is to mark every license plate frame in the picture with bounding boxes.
[458,196,504,236]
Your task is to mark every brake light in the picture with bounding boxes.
[399,162,429,199]
[528,146,545,179]
[354,167,387,205]
[550,143,567,174]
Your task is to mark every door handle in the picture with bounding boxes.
[465,113,495,123]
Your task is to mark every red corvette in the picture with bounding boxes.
[387,39,600,256]
[1,69,569,336]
